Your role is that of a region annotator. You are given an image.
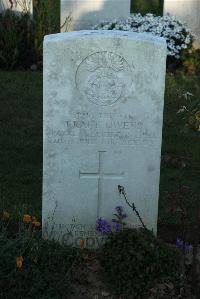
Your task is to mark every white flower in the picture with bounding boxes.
[92,13,194,59]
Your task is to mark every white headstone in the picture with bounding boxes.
[43,30,167,248]
[164,0,200,47]
[61,0,130,31]
[0,0,32,14]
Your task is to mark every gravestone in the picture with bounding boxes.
[0,0,32,13]
[164,0,200,47]
[61,0,130,31]
[43,30,167,247]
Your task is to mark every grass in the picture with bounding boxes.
[0,70,199,230]
[0,71,42,217]
[159,73,200,226]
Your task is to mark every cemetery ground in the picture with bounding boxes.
[0,69,200,299]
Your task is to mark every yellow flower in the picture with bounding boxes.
[32,216,37,222]
[23,214,32,223]
[32,221,41,227]
[80,239,85,249]
[16,256,24,268]
[2,211,9,220]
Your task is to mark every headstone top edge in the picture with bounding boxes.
[44,30,167,47]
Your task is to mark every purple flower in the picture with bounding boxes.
[176,238,183,248]
[186,243,193,252]
[175,238,193,252]
[96,217,112,233]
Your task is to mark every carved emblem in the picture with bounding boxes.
[75,51,131,106]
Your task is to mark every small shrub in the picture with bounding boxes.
[176,90,200,132]
[0,214,80,299]
[0,1,61,70]
[98,228,179,297]
[0,10,37,70]
[182,49,200,75]
[33,0,60,57]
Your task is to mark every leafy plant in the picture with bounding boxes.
[0,1,61,70]
[131,0,163,16]
[0,9,36,70]
[176,91,200,132]
[182,49,200,75]
[0,212,80,298]
[33,0,60,56]
[98,228,180,297]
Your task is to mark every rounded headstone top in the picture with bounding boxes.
[44,30,167,48]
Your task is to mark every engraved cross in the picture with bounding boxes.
[79,151,124,218]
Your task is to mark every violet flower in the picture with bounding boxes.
[175,238,193,252]
[96,217,112,233]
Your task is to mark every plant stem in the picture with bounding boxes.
[118,185,148,231]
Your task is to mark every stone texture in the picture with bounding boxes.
[43,30,167,247]
[164,0,200,48]
[61,0,130,31]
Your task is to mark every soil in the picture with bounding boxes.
[68,251,198,299]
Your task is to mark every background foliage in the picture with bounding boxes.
[33,0,60,57]
[0,10,36,69]
[131,0,164,15]
[99,228,179,297]
[0,0,60,70]
[0,218,79,299]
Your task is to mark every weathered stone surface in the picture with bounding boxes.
[61,0,130,31]
[43,30,167,247]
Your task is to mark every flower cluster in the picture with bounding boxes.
[176,238,193,252]
[23,214,40,227]
[96,206,127,234]
[96,217,112,233]
[93,13,194,59]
